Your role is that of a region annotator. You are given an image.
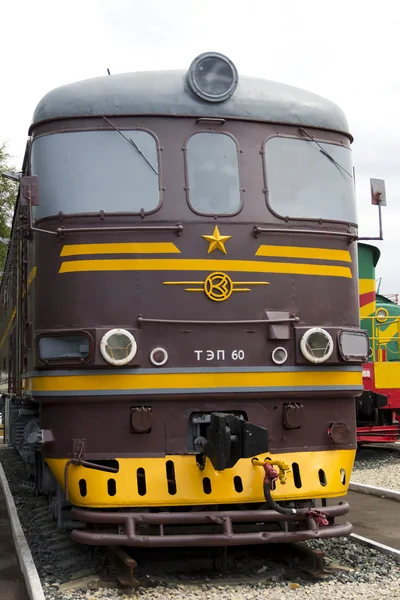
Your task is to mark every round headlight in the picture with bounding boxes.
[300,328,334,364]
[271,347,288,365]
[100,329,137,366]
[187,52,238,103]
[376,308,388,323]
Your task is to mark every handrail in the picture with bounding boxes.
[137,315,300,326]
[361,315,400,362]
[56,224,184,237]
[253,226,357,242]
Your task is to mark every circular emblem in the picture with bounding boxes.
[204,272,233,302]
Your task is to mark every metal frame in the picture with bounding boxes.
[182,129,244,217]
[70,502,351,547]
[337,330,369,362]
[31,123,165,217]
[261,131,357,228]
[35,330,95,367]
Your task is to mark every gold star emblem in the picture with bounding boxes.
[202,226,231,255]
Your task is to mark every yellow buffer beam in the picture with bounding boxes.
[46,449,355,508]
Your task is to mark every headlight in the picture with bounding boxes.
[38,334,90,361]
[187,52,239,103]
[300,328,334,364]
[376,308,388,323]
[338,330,369,362]
[100,329,137,366]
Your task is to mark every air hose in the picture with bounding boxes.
[253,459,329,526]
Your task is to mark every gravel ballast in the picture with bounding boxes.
[46,580,400,600]
[352,446,400,491]
[2,445,400,600]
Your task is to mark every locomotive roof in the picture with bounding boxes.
[30,70,351,138]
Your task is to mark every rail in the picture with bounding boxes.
[0,464,45,600]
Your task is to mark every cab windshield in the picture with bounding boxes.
[186,132,241,215]
[264,137,357,223]
[31,130,160,219]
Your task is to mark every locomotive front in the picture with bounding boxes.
[8,53,368,545]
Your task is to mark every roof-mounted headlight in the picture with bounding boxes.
[300,327,334,364]
[187,52,238,103]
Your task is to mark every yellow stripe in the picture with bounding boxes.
[359,279,375,294]
[22,266,38,298]
[0,308,16,349]
[256,245,351,262]
[164,281,204,285]
[27,266,37,287]
[377,321,398,343]
[360,301,376,318]
[59,258,352,278]
[60,243,181,256]
[163,281,270,286]
[24,370,362,393]
[1,266,37,349]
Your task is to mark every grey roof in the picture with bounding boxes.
[31,70,351,138]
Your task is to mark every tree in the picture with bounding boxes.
[0,142,18,274]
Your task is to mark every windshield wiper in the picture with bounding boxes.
[299,127,353,178]
[103,116,159,175]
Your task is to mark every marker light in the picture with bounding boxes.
[187,52,239,103]
[300,328,334,364]
[100,329,137,366]
[150,347,168,367]
[272,347,288,365]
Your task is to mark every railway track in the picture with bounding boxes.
[351,443,400,493]
[0,422,39,599]
[2,444,400,600]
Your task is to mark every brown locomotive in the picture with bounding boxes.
[0,52,368,547]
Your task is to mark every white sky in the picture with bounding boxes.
[1,0,398,292]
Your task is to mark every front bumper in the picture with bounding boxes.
[47,449,356,507]
[70,502,351,547]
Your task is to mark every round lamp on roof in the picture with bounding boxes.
[187,52,238,103]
